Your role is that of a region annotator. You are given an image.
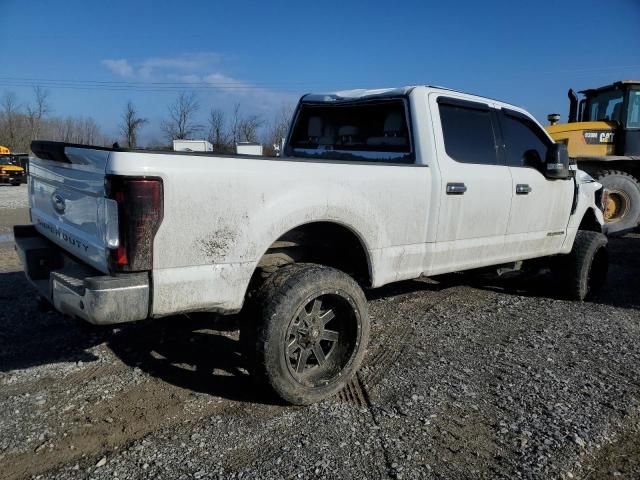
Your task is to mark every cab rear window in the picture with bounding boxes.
[287,99,414,163]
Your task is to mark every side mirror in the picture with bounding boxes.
[545,143,570,179]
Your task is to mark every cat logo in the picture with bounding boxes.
[583,130,615,145]
[599,132,615,143]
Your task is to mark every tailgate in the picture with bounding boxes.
[29,141,116,273]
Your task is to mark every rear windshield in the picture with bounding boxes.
[287,99,414,163]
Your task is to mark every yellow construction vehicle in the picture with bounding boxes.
[0,145,26,186]
[546,80,640,235]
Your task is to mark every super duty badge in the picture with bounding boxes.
[36,218,90,253]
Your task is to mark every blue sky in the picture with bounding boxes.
[1,0,639,144]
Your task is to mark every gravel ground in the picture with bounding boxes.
[0,183,29,241]
[1,185,640,479]
[0,184,29,210]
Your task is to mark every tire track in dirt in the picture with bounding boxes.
[338,286,455,406]
[0,361,125,401]
[361,287,457,392]
[334,286,464,479]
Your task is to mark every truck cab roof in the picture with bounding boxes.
[300,85,525,113]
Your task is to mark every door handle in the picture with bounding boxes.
[516,184,532,195]
[446,182,467,195]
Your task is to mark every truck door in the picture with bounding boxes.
[499,109,574,255]
[428,95,513,273]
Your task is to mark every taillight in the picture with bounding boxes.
[105,175,163,272]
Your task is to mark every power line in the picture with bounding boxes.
[1,63,637,95]
[2,64,639,87]
[0,81,309,92]
[0,75,336,92]
[0,76,320,87]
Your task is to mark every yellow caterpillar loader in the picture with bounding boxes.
[0,145,26,186]
[546,80,640,235]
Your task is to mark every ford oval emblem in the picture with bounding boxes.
[51,192,66,214]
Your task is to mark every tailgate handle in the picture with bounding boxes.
[516,184,532,195]
[446,182,467,195]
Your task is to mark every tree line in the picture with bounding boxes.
[0,88,293,155]
[0,88,107,152]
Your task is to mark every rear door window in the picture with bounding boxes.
[287,99,414,163]
[438,99,499,165]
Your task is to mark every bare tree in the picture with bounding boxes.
[227,103,266,145]
[46,117,69,142]
[1,91,20,148]
[207,108,230,152]
[40,116,107,146]
[161,92,202,141]
[0,90,108,150]
[237,114,264,143]
[230,103,241,145]
[62,117,75,142]
[120,101,147,148]
[26,86,51,141]
[77,117,102,144]
[263,104,294,155]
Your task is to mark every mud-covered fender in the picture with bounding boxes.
[562,169,604,252]
[246,183,388,282]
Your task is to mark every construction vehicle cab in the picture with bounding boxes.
[547,81,640,235]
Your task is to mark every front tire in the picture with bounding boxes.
[596,170,640,235]
[241,264,369,405]
[560,230,608,301]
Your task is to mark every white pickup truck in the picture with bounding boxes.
[15,85,608,404]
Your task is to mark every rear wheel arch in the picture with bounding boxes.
[254,221,374,287]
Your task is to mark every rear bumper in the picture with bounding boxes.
[14,224,150,325]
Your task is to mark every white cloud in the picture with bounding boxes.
[202,72,251,92]
[142,52,222,72]
[101,59,134,77]
[103,52,223,81]
[101,52,297,115]
[201,72,295,110]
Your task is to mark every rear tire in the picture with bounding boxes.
[558,230,608,301]
[240,263,369,405]
[596,170,640,235]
